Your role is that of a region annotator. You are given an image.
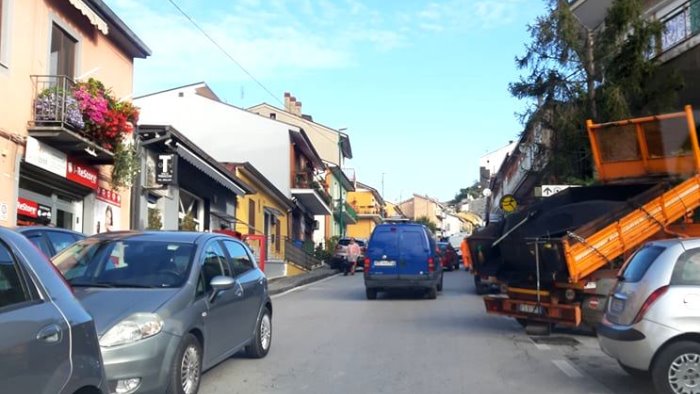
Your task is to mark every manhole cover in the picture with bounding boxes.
[530,336,580,346]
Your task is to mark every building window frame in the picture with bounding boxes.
[0,0,12,70]
[47,13,81,79]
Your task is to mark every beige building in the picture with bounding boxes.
[0,0,149,232]
[398,194,446,229]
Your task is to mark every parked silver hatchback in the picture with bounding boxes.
[598,238,700,394]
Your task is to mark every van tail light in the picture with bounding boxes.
[428,257,435,272]
[364,257,371,271]
[632,285,669,324]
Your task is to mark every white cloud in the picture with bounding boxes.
[415,0,524,32]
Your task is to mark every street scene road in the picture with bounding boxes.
[200,271,653,394]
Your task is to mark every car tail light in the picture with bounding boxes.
[632,285,669,324]
[364,257,371,271]
[428,257,435,272]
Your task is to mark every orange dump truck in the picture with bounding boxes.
[473,106,700,331]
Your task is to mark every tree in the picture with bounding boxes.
[415,216,438,233]
[450,181,482,205]
[510,0,682,183]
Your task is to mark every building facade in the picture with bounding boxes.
[0,0,149,233]
[346,182,384,240]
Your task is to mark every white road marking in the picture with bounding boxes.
[531,339,551,351]
[552,359,583,378]
[271,274,340,299]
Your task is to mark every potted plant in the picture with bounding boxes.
[34,87,84,129]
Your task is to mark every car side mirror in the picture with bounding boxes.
[209,275,235,303]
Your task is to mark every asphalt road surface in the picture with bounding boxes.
[200,269,656,394]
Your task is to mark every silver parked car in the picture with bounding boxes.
[598,238,700,394]
[52,231,272,394]
[0,227,107,394]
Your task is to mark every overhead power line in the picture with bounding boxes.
[166,0,284,107]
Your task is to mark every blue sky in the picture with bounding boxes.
[106,0,546,202]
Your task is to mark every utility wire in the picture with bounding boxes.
[166,0,284,107]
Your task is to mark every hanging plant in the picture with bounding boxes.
[147,207,163,230]
[180,213,197,231]
[111,142,140,189]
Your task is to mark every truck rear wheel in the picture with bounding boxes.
[474,276,488,295]
[524,322,552,336]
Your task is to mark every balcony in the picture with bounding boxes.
[28,76,137,165]
[353,204,384,223]
[655,0,700,61]
[334,201,358,224]
[570,0,614,30]
[291,172,332,215]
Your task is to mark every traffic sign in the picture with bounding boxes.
[499,194,518,213]
[541,185,579,197]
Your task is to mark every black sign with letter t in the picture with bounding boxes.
[156,154,177,185]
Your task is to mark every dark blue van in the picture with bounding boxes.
[364,222,443,299]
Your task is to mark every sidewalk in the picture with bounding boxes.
[268,266,338,295]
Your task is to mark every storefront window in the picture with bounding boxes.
[179,189,202,231]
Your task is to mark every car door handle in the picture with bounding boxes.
[37,324,62,343]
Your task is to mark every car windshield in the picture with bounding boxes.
[52,239,196,288]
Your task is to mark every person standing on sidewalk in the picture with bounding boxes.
[345,238,362,276]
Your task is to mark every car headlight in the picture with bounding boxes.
[99,313,164,348]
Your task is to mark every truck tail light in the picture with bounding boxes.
[632,285,669,324]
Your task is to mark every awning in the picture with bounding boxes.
[291,189,332,215]
[264,206,285,218]
[68,0,109,34]
[211,210,236,223]
[176,143,247,195]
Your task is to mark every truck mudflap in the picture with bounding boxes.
[483,295,582,327]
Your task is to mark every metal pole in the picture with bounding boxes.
[338,138,344,238]
[535,238,541,306]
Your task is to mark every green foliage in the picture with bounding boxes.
[415,216,438,233]
[451,181,482,204]
[147,208,162,230]
[511,0,683,183]
[111,142,141,190]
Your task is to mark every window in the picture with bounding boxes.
[199,242,230,294]
[222,240,254,276]
[179,189,203,231]
[50,23,77,79]
[672,248,700,286]
[620,245,665,282]
[24,233,52,257]
[269,113,276,119]
[0,241,32,310]
[248,200,255,235]
[45,231,78,254]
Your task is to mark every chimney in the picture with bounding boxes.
[289,96,297,114]
[284,92,292,112]
[295,101,302,116]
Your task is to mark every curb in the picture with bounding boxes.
[269,270,339,295]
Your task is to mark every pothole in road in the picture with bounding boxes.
[530,336,581,346]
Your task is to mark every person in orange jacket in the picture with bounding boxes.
[460,236,472,271]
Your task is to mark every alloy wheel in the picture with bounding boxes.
[260,313,272,351]
[669,353,700,394]
[181,345,200,394]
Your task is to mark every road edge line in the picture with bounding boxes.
[552,359,583,378]
[271,273,340,298]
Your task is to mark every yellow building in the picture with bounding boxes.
[223,162,293,264]
[384,201,406,219]
[347,182,385,240]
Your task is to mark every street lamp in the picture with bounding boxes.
[338,128,347,238]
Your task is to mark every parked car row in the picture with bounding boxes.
[0,227,272,394]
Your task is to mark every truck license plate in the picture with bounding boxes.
[518,304,543,315]
[374,260,396,267]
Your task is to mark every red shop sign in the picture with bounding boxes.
[17,198,39,218]
[96,186,121,207]
[67,159,98,189]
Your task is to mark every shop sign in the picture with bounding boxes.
[38,205,52,221]
[17,198,39,218]
[0,203,7,221]
[96,186,121,207]
[25,137,67,177]
[67,159,99,189]
[156,154,177,185]
[94,187,121,234]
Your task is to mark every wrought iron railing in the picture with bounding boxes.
[30,75,86,131]
[657,0,700,55]
[336,202,358,221]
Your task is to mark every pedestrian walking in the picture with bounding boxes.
[345,238,361,276]
[460,236,472,271]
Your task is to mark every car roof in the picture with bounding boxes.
[647,237,700,250]
[14,226,85,236]
[86,231,226,244]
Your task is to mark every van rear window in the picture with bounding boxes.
[402,230,426,257]
[370,230,398,255]
[621,245,665,282]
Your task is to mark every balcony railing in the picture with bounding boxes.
[334,201,358,223]
[28,75,118,164]
[657,0,700,55]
